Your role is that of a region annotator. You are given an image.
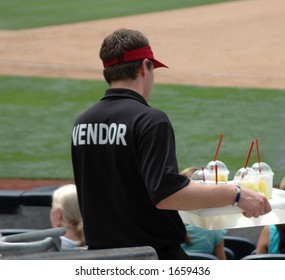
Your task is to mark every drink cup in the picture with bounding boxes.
[205,160,229,184]
[233,167,259,192]
[251,162,274,199]
[191,169,215,184]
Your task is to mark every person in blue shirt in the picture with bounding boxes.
[256,224,285,254]
[256,177,285,254]
[180,167,227,259]
[181,224,227,259]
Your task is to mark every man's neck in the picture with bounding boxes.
[110,79,142,96]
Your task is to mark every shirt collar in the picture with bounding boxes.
[101,88,149,106]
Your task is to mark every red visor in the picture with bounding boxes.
[102,46,168,69]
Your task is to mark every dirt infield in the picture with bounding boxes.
[1,0,285,89]
[0,0,284,189]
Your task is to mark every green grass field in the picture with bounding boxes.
[1,76,284,185]
[0,0,239,30]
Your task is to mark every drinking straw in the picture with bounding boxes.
[214,134,224,161]
[215,164,218,184]
[242,140,254,178]
[244,140,254,169]
[255,138,262,173]
[202,166,205,182]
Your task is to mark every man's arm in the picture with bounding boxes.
[156,182,271,218]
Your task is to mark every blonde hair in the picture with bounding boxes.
[52,184,85,246]
[180,167,199,178]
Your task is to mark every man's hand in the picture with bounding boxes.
[238,187,272,218]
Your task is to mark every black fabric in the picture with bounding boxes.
[72,88,189,257]
[155,244,191,260]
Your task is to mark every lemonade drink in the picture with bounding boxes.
[233,167,259,192]
[258,175,273,198]
[216,171,229,183]
[205,160,229,184]
[234,177,259,192]
[251,162,274,199]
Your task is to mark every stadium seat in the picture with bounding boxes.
[0,185,61,215]
[0,227,65,242]
[241,253,285,260]
[224,236,256,259]
[0,227,65,252]
[187,252,218,260]
[21,185,61,206]
[0,237,59,257]
[0,228,38,237]
[0,190,24,214]
[224,246,235,260]
[2,246,158,260]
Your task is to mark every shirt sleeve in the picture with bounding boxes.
[213,229,227,247]
[137,119,189,205]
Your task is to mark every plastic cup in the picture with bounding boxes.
[233,167,259,192]
[251,162,274,199]
[190,169,215,184]
[205,160,229,183]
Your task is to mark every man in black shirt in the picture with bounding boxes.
[71,28,271,259]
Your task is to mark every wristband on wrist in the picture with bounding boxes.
[233,185,241,207]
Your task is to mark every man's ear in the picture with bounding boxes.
[140,58,149,76]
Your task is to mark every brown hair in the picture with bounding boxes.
[99,28,152,84]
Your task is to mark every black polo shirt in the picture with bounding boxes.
[71,88,189,254]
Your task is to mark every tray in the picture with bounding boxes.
[179,188,285,230]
